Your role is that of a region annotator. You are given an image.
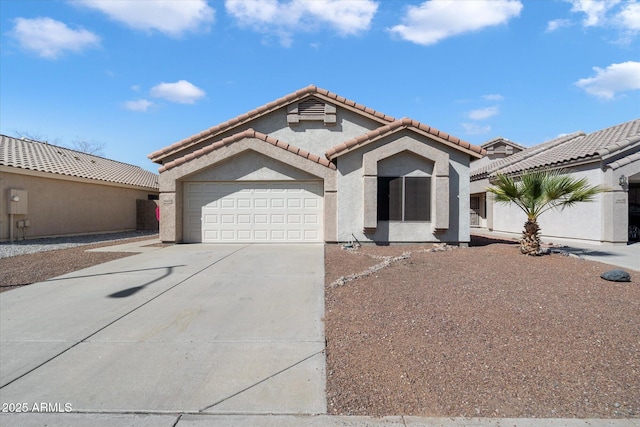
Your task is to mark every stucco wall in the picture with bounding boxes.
[336,130,471,244]
[491,167,605,243]
[160,106,383,165]
[158,138,337,243]
[0,171,158,241]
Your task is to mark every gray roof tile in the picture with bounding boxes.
[471,118,640,179]
[1,135,159,190]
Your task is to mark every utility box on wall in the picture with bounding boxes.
[8,189,28,215]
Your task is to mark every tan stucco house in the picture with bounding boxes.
[148,85,485,245]
[470,118,640,245]
[0,135,159,241]
[469,137,525,227]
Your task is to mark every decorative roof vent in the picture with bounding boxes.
[287,97,336,126]
[298,98,325,116]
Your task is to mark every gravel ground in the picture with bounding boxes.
[2,234,637,418]
[0,231,158,259]
[0,232,159,291]
[325,238,639,419]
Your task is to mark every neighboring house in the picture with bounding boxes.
[469,137,525,227]
[148,85,485,245]
[0,135,160,241]
[470,119,640,245]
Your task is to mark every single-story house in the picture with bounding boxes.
[470,118,640,245]
[148,85,485,245]
[0,135,160,241]
[469,137,525,227]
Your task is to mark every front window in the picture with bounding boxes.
[377,176,430,221]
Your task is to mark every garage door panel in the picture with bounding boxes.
[185,181,323,243]
[305,230,319,240]
[288,214,301,224]
[271,214,285,224]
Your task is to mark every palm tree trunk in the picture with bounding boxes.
[520,219,541,255]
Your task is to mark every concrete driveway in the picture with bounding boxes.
[0,244,326,415]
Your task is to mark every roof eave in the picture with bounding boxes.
[148,85,397,164]
[326,119,484,161]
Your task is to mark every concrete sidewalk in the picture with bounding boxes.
[0,413,638,426]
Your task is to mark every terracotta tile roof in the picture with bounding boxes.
[325,117,485,160]
[148,84,396,164]
[470,132,585,181]
[1,135,159,190]
[495,119,640,176]
[158,129,337,173]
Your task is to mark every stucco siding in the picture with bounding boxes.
[335,131,471,244]
[184,150,319,182]
[159,107,382,166]
[264,108,383,156]
[491,167,605,243]
[0,172,156,241]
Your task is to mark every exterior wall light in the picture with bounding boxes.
[11,195,20,202]
[619,175,627,187]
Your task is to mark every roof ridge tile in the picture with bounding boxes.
[326,118,484,160]
[158,128,336,173]
[149,85,397,163]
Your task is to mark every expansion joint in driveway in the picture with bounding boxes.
[0,245,250,390]
[198,348,325,412]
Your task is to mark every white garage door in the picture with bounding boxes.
[184,181,323,243]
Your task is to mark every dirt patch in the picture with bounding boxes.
[0,236,155,292]
[325,240,639,418]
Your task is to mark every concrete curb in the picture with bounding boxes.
[0,413,638,426]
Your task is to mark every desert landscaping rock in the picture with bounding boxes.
[325,241,639,418]
[2,237,638,419]
[600,269,632,282]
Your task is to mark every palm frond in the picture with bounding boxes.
[486,169,607,221]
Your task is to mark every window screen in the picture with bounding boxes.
[377,176,430,222]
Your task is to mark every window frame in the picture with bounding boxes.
[377,176,431,222]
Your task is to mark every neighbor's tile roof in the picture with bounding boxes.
[480,137,526,151]
[470,132,585,180]
[158,129,337,173]
[325,117,485,160]
[496,119,640,176]
[0,135,159,190]
[148,84,396,163]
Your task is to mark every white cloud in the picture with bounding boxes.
[575,61,640,99]
[617,1,640,31]
[483,94,505,101]
[546,18,572,32]
[462,123,491,135]
[124,99,154,112]
[568,0,620,27]
[302,0,379,35]
[225,0,378,46]
[75,0,215,37]
[150,80,206,104]
[10,17,100,59]
[468,106,499,120]
[556,0,639,36]
[388,0,522,45]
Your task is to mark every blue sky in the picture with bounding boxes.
[1,0,638,172]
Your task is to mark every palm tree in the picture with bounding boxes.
[486,169,607,255]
